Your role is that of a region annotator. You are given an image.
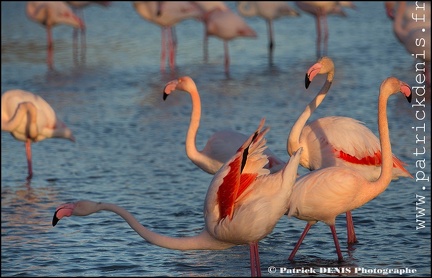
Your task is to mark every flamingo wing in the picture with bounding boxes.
[211,119,270,220]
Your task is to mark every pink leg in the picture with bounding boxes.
[81,27,86,64]
[160,28,167,71]
[323,15,329,56]
[168,27,175,71]
[346,211,358,244]
[288,223,312,261]
[249,242,262,277]
[330,225,344,262]
[25,139,33,180]
[224,41,230,77]
[46,27,54,69]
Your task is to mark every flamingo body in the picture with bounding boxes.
[287,77,412,261]
[163,76,285,175]
[52,118,303,277]
[1,89,75,179]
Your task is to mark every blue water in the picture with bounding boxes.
[1,1,431,277]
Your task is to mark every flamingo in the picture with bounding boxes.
[52,118,303,277]
[294,1,356,58]
[133,1,202,72]
[163,76,286,175]
[1,89,75,180]
[190,1,229,62]
[286,77,412,262]
[389,1,431,87]
[26,1,85,69]
[66,1,111,64]
[385,1,431,29]
[200,7,257,77]
[286,56,413,244]
[236,1,300,65]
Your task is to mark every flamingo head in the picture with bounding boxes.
[305,56,335,88]
[163,76,196,100]
[52,200,100,226]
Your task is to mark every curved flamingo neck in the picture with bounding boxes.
[97,203,234,250]
[369,90,393,194]
[184,86,219,172]
[287,73,333,156]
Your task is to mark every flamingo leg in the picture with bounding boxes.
[266,19,274,65]
[25,139,33,180]
[314,15,322,58]
[249,242,262,277]
[223,41,230,77]
[160,27,167,72]
[322,15,329,56]
[73,27,79,65]
[203,30,209,62]
[168,27,176,71]
[46,27,54,69]
[288,223,312,261]
[81,27,86,64]
[330,225,344,262]
[345,211,358,244]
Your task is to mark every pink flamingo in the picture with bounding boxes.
[287,57,412,245]
[52,118,303,277]
[191,1,229,62]
[201,7,257,77]
[66,1,111,64]
[163,76,286,174]
[133,1,202,72]
[389,1,431,87]
[26,1,85,69]
[295,1,356,57]
[286,77,412,261]
[236,1,300,64]
[1,89,75,180]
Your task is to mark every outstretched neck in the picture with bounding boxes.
[287,76,333,156]
[98,203,234,250]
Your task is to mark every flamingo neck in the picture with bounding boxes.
[97,203,234,250]
[185,87,202,161]
[370,91,393,194]
[287,77,332,157]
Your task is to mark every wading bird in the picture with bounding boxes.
[52,118,303,277]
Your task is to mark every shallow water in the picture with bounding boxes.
[1,1,431,277]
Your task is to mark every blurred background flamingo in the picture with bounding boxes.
[295,1,356,57]
[26,1,85,69]
[236,1,300,65]
[386,1,431,87]
[200,7,257,77]
[1,89,75,180]
[66,1,111,65]
[133,1,202,72]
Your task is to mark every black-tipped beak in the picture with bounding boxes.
[163,92,168,100]
[406,93,412,103]
[305,73,311,89]
[52,210,60,226]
